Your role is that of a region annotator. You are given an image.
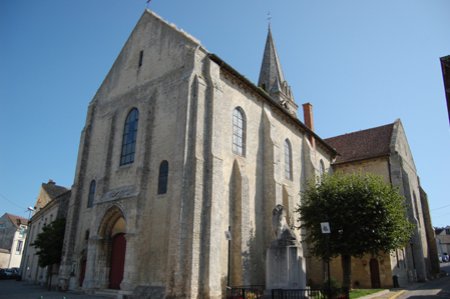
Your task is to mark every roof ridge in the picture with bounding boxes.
[325,121,395,141]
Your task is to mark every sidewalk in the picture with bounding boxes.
[362,272,450,299]
[359,289,405,299]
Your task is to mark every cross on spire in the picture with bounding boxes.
[267,12,272,29]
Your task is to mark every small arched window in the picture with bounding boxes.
[87,180,96,208]
[120,108,139,165]
[284,139,293,180]
[158,160,169,195]
[232,107,246,156]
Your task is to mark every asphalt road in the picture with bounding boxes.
[396,262,450,299]
[0,280,109,299]
[1,264,450,299]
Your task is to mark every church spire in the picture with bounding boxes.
[258,27,298,116]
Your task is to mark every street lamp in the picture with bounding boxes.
[27,207,35,220]
[321,222,331,299]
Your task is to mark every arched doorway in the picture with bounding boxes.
[97,206,127,290]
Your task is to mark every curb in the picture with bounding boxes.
[387,290,406,299]
[358,290,389,299]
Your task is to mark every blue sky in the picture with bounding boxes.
[1,1,449,227]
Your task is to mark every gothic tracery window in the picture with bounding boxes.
[87,180,96,208]
[284,139,293,180]
[232,107,246,156]
[120,108,139,165]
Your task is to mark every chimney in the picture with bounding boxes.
[302,103,315,147]
[302,103,314,131]
[48,179,55,185]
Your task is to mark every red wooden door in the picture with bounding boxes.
[109,233,126,289]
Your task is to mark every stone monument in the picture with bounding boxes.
[266,204,306,291]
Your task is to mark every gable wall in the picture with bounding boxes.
[62,10,203,293]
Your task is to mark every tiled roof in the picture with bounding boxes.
[6,213,28,228]
[325,123,394,164]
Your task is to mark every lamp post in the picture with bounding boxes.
[321,222,331,299]
[225,227,232,287]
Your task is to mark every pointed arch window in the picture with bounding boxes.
[232,107,246,156]
[284,139,293,180]
[319,160,326,176]
[87,180,96,208]
[120,108,139,165]
[158,160,169,195]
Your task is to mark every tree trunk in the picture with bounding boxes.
[341,254,352,289]
[46,266,52,290]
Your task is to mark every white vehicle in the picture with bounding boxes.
[443,253,449,263]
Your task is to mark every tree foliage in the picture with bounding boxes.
[31,218,66,267]
[296,172,414,287]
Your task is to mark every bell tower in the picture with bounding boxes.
[258,27,298,116]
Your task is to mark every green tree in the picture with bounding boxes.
[296,172,413,289]
[31,218,66,288]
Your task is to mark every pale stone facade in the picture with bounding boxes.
[21,180,70,288]
[58,10,336,298]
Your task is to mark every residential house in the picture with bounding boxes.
[435,226,450,258]
[21,180,70,288]
[0,213,27,269]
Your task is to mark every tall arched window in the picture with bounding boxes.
[319,159,326,176]
[87,180,96,208]
[284,139,293,180]
[120,108,139,165]
[413,192,421,227]
[232,107,246,156]
[158,160,169,195]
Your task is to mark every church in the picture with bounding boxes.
[58,9,336,298]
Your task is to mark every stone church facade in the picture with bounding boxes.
[58,10,336,298]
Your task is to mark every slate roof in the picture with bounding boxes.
[325,122,395,165]
[42,181,68,199]
[258,27,286,93]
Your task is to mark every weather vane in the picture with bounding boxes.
[267,12,272,29]
[146,0,152,8]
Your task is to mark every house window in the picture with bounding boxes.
[232,107,246,156]
[120,108,139,165]
[158,160,169,195]
[284,139,293,180]
[16,240,23,254]
[87,180,96,208]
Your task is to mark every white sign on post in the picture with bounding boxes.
[320,222,331,234]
